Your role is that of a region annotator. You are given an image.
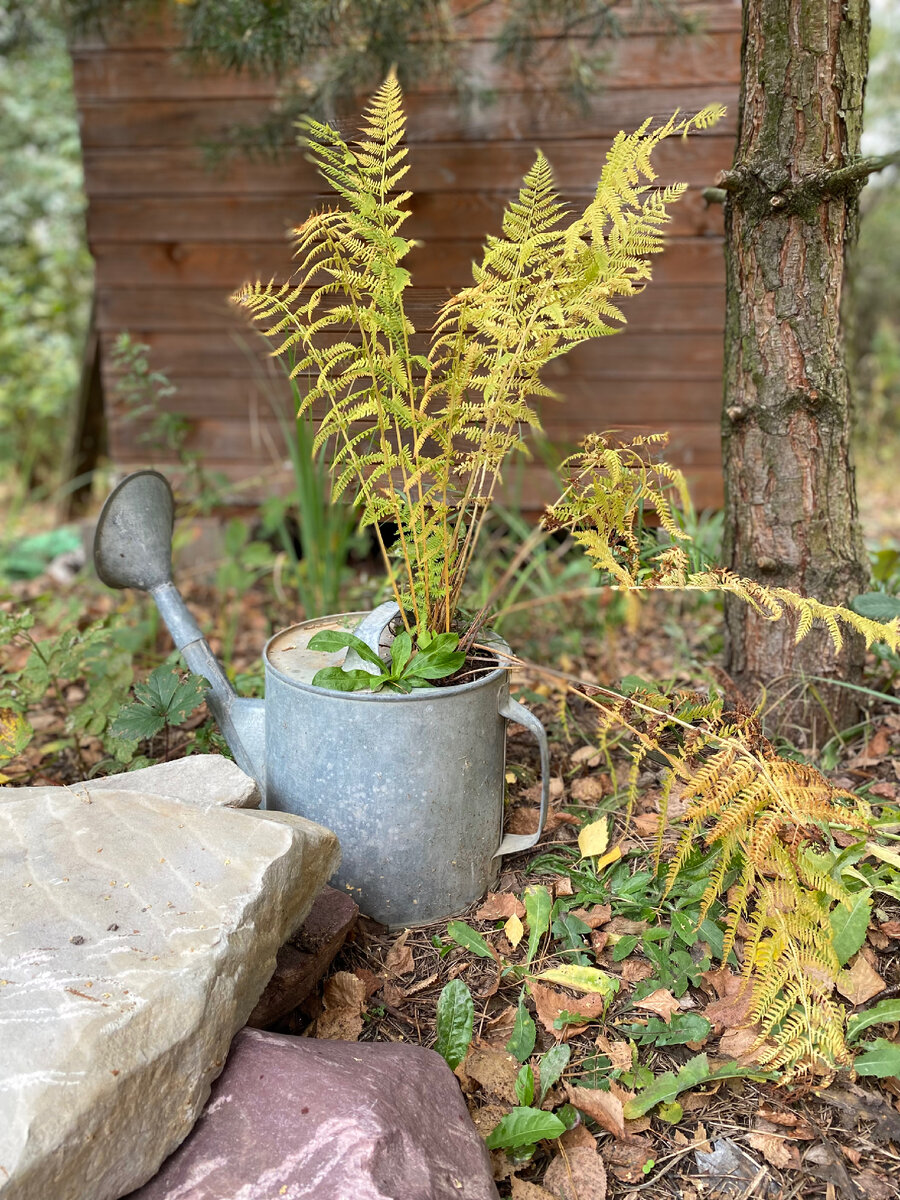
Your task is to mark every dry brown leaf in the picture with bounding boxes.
[849,726,892,767]
[490,1150,514,1182]
[543,1147,607,1200]
[560,1126,597,1152]
[703,977,753,1033]
[507,805,541,834]
[511,1178,556,1200]
[571,745,602,767]
[353,967,382,999]
[406,970,440,995]
[880,920,900,940]
[678,1089,712,1115]
[571,905,611,930]
[546,811,582,830]
[604,917,647,936]
[571,776,606,803]
[465,1047,521,1104]
[747,1132,800,1171]
[478,964,503,1000]
[719,1025,764,1062]
[601,1136,654,1184]
[701,967,743,1001]
[859,944,879,968]
[633,988,680,1024]
[836,954,886,1005]
[566,1085,625,1139]
[853,1171,895,1200]
[631,812,660,837]
[317,971,366,1041]
[475,892,526,921]
[625,1117,652,1135]
[595,1035,632,1072]
[529,981,606,1038]
[619,959,654,983]
[870,781,900,801]
[590,931,609,957]
[485,1003,517,1032]
[554,876,575,898]
[381,980,406,1007]
[755,1107,816,1139]
[384,930,415,977]
[550,776,565,799]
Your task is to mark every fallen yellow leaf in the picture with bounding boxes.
[593,846,623,873]
[535,964,618,995]
[578,818,609,858]
[505,912,524,949]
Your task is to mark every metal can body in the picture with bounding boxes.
[263,616,509,926]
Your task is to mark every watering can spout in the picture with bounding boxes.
[93,471,267,795]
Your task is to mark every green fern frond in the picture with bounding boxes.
[572,681,871,1080]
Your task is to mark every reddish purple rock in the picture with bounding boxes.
[126,1029,499,1200]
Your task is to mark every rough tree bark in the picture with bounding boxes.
[720,0,872,742]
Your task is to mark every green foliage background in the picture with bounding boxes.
[0,0,895,501]
[850,1,900,452]
[0,6,92,491]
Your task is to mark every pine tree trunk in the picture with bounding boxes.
[721,0,871,744]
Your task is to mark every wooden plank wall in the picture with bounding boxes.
[72,1,741,510]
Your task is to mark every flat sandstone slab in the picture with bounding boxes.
[0,753,261,809]
[127,1030,500,1200]
[0,789,340,1200]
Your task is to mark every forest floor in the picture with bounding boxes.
[4,552,900,1199]
[4,431,900,1199]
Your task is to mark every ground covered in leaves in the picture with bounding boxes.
[301,688,900,1200]
[4,555,900,1199]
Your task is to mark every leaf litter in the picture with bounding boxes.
[9,575,900,1198]
[305,678,900,1197]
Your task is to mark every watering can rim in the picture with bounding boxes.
[263,612,513,702]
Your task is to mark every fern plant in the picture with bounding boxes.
[575,679,873,1078]
[233,73,725,638]
[544,433,900,657]
[234,74,900,667]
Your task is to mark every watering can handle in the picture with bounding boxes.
[494,695,550,858]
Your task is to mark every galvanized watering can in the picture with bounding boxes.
[94,471,549,926]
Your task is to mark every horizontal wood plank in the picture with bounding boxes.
[86,185,728,248]
[77,89,736,149]
[99,330,724,380]
[81,102,737,195]
[72,31,740,101]
[100,374,723,426]
[104,453,724,510]
[75,1,736,507]
[72,2,740,53]
[109,412,722,465]
[95,278,725,336]
[91,235,725,291]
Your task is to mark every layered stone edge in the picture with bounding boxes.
[1,790,340,1200]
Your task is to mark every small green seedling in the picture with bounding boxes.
[111,664,208,745]
[308,629,465,693]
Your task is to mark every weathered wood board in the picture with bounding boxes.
[73,0,741,511]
